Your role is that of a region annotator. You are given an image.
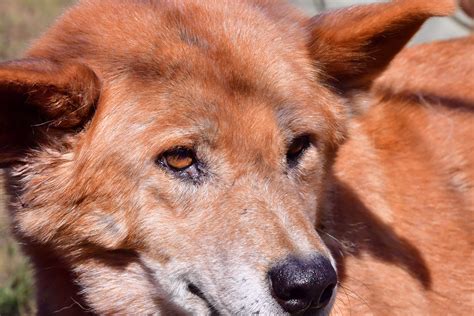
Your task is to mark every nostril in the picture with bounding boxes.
[316,283,336,308]
[288,287,309,300]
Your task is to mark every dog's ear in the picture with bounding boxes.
[0,58,100,166]
[308,0,455,91]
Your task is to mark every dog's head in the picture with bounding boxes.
[0,0,453,314]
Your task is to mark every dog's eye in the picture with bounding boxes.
[286,135,311,167]
[162,148,195,171]
[157,147,204,183]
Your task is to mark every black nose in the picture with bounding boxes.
[268,255,337,314]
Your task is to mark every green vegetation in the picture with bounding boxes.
[0,173,34,316]
[0,243,34,316]
[0,174,35,316]
[0,2,74,315]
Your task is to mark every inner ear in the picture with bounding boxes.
[308,0,455,91]
[0,58,101,166]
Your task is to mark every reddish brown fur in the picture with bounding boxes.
[325,36,474,314]
[460,0,474,17]
[0,0,472,315]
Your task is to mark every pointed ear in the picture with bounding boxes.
[308,0,455,91]
[0,58,100,165]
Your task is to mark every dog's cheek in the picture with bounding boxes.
[79,210,129,249]
[74,260,161,314]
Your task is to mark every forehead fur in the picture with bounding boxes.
[28,0,314,87]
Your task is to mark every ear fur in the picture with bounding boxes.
[0,59,100,165]
[308,0,456,91]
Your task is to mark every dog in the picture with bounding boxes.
[0,0,472,314]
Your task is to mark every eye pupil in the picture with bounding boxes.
[288,142,304,155]
[286,135,310,167]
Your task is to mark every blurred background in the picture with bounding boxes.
[0,0,472,315]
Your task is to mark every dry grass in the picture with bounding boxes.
[0,0,75,61]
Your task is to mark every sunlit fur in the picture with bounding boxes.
[0,0,472,315]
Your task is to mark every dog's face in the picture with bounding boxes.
[0,0,453,314]
[73,68,341,314]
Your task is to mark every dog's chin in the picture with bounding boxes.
[181,283,337,316]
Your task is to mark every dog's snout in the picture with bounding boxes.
[268,255,337,314]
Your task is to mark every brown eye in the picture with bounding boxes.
[157,147,205,183]
[286,135,311,167]
[163,148,195,171]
